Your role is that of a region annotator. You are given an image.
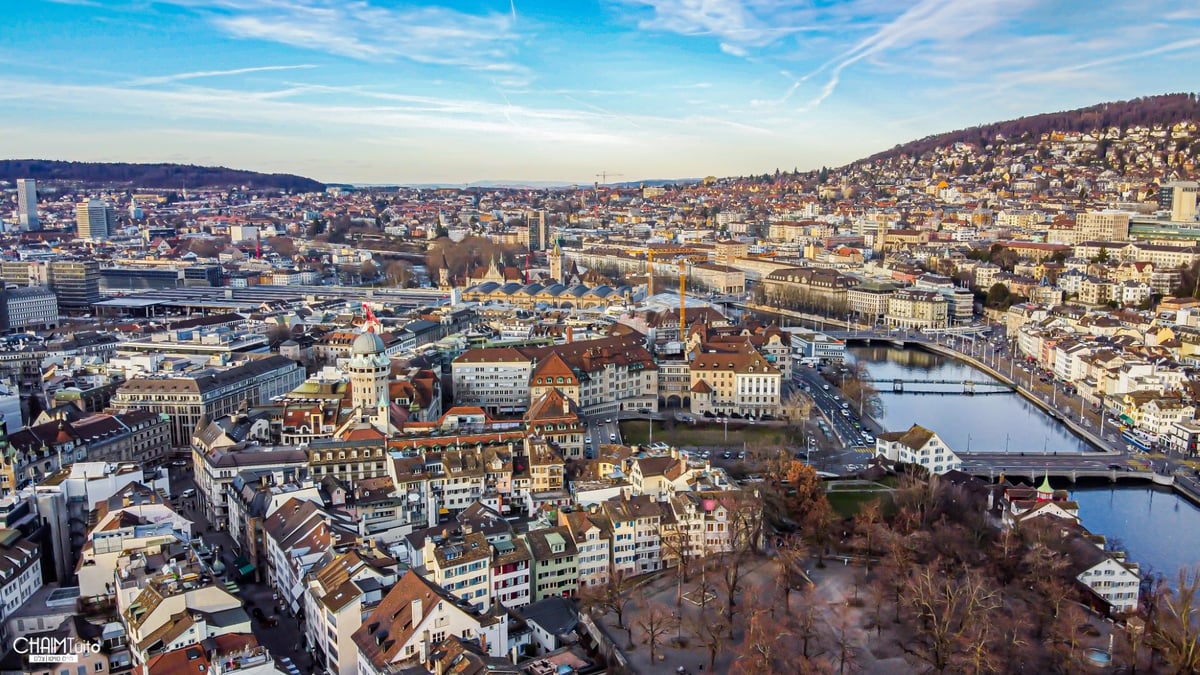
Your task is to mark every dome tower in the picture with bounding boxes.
[348,327,390,424]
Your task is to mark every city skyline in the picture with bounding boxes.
[4,0,1200,184]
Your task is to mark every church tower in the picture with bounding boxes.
[549,240,564,284]
[438,251,451,288]
[348,327,390,426]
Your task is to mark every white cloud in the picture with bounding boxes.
[619,0,827,49]
[719,42,747,57]
[160,0,520,70]
[126,64,317,86]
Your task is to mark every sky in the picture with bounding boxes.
[3,1,1200,185]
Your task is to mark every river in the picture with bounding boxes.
[1068,487,1200,581]
[850,344,1200,581]
[849,344,1093,454]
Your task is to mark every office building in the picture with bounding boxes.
[48,260,101,313]
[1161,181,1199,223]
[75,199,116,240]
[16,179,38,231]
[527,209,550,250]
[0,261,49,288]
[110,354,305,448]
[1076,211,1131,241]
[0,287,58,332]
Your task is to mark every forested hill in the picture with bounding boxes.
[867,93,1200,162]
[0,160,325,192]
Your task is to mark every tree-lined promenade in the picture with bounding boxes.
[582,456,1200,673]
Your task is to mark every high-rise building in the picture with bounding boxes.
[48,260,101,313]
[75,199,115,240]
[526,209,550,250]
[16,179,38,231]
[1161,181,1199,223]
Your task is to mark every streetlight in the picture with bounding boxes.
[1005,433,1010,453]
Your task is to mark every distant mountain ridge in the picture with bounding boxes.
[865,93,1200,163]
[0,159,325,192]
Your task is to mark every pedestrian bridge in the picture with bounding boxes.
[858,377,1016,395]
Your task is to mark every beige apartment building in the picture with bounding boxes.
[886,288,949,330]
[1077,211,1132,242]
[688,346,782,417]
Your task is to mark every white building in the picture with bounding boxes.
[874,424,962,474]
[0,533,41,639]
[351,571,508,673]
[303,548,399,675]
[16,179,37,231]
[1071,541,1141,613]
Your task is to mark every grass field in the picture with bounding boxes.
[827,489,895,517]
[619,420,801,448]
[825,478,896,517]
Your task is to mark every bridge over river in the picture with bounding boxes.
[857,377,1016,395]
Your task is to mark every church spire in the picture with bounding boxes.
[1036,471,1053,501]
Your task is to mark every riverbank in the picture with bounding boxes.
[909,340,1117,454]
[847,337,1200,508]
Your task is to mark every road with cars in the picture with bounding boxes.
[586,416,623,457]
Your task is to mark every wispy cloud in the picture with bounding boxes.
[0,76,634,145]
[126,64,317,86]
[618,0,828,50]
[798,0,1035,110]
[159,1,520,70]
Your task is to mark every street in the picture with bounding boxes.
[170,467,315,672]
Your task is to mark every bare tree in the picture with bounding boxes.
[1047,602,1091,674]
[1150,564,1200,674]
[386,260,414,287]
[852,499,883,574]
[730,607,804,674]
[716,490,764,635]
[901,561,1002,673]
[688,613,728,671]
[776,543,811,614]
[793,585,825,661]
[635,600,676,666]
[826,601,860,675]
[865,578,889,637]
[579,570,636,641]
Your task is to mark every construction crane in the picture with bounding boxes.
[679,260,687,336]
[594,171,623,185]
[647,249,654,297]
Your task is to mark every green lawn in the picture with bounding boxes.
[825,479,896,517]
[619,420,801,448]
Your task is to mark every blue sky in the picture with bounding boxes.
[3,0,1199,184]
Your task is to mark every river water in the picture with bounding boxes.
[1069,487,1200,581]
[849,344,1092,454]
[850,344,1200,580]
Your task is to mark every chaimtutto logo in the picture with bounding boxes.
[14,636,102,663]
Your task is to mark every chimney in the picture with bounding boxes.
[479,632,487,656]
[419,629,430,664]
[461,522,473,535]
[566,327,573,344]
[411,598,423,623]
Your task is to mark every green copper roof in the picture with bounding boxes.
[1037,473,1053,495]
